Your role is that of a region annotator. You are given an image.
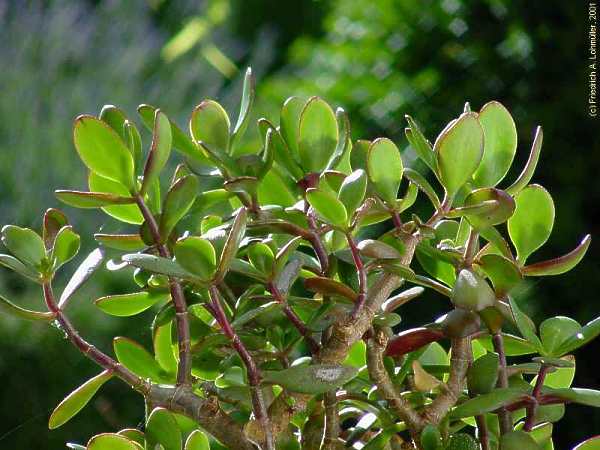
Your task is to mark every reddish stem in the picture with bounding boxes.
[208,285,274,450]
[524,364,549,431]
[43,283,147,391]
[347,233,367,319]
[135,195,192,386]
[268,281,319,354]
[492,332,512,434]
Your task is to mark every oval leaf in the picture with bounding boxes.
[95,291,169,317]
[306,188,348,228]
[298,97,338,173]
[174,236,216,281]
[87,433,142,450]
[142,109,172,194]
[49,371,113,429]
[159,175,199,240]
[508,184,555,264]
[434,112,484,196]
[473,101,518,187]
[113,337,163,381]
[73,115,135,190]
[366,138,403,204]
[146,407,182,450]
[190,100,230,155]
[262,364,358,394]
[523,234,591,276]
[1,225,46,268]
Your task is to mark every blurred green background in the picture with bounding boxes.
[1,0,598,448]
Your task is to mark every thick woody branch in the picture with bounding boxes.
[135,195,192,386]
[366,328,423,431]
[422,337,470,424]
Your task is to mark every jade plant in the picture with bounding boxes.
[1,68,599,450]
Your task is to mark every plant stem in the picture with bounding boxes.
[208,285,274,450]
[43,283,148,391]
[366,328,424,432]
[346,232,368,319]
[492,332,512,434]
[268,281,320,354]
[135,194,192,386]
[463,229,479,266]
[524,364,549,431]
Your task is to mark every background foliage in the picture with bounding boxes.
[0,0,598,448]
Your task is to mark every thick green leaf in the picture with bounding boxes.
[523,234,591,276]
[94,234,145,251]
[434,112,484,196]
[473,101,518,187]
[508,185,555,264]
[499,431,541,450]
[477,333,539,356]
[262,364,358,394]
[49,371,113,429]
[420,424,442,450]
[146,407,182,450]
[463,188,515,229]
[542,355,575,388]
[298,97,338,172]
[95,291,169,317]
[556,316,600,355]
[506,126,543,196]
[55,190,135,208]
[478,254,522,297]
[508,297,543,350]
[446,434,479,450]
[450,388,527,418]
[0,254,42,282]
[0,293,54,321]
[539,316,581,356]
[87,433,142,450]
[123,255,197,283]
[306,188,348,228]
[99,105,128,140]
[280,96,304,162]
[59,248,105,308]
[248,242,275,274]
[138,104,210,166]
[174,236,216,281]
[231,67,255,153]
[159,175,199,240]
[185,430,211,450]
[403,168,441,209]
[544,387,600,407]
[467,352,499,394]
[124,120,143,168]
[73,115,135,190]
[366,138,403,204]
[216,208,247,280]
[190,100,230,155]
[113,337,163,380]
[1,225,46,268]
[451,269,496,311]
[117,429,145,446]
[304,276,358,302]
[51,226,80,270]
[88,172,143,224]
[338,169,367,215]
[141,110,172,194]
[405,115,436,171]
[327,107,351,170]
[574,436,600,450]
[43,208,69,250]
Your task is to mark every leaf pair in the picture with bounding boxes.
[306,169,368,229]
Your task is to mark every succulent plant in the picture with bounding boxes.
[1,68,597,450]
